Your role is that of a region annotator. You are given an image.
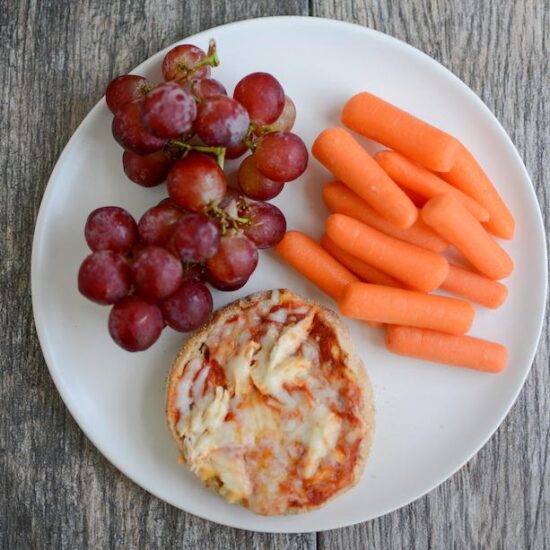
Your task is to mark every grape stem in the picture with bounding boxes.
[171,140,226,168]
[207,204,251,237]
[243,124,258,152]
[175,39,220,82]
[193,39,220,71]
[242,122,275,152]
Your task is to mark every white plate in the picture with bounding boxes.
[32,16,547,533]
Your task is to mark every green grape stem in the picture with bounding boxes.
[207,203,251,237]
[170,140,226,168]
[175,39,220,82]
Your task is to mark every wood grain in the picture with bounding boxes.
[1,0,548,548]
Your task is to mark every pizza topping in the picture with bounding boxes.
[225,340,258,394]
[170,291,366,513]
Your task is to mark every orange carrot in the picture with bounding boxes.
[323,181,447,253]
[275,231,358,300]
[339,283,474,335]
[422,194,513,280]
[375,150,489,222]
[312,128,417,228]
[320,234,403,288]
[341,92,460,172]
[326,213,449,292]
[441,264,508,308]
[436,144,515,239]
[401,187,427,208]
[385,326,507,373]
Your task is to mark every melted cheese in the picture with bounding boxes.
[225,340,258,394]
[172,291,366,514]
[251,308,316,399]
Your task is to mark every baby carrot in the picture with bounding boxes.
[401,187,428,208]
[320,234,403,288]
[339,282,474,335]
[436,144,515,239]
[275,231,358,300]
[422,194,514,280]
[325,213,449,292]
[312,128,417,228]
[441,264,508,308]
[375,150,489,222]
[385,326,507,373]
[323,181,447,253]
[341,92,460,172]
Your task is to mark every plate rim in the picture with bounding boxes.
[31,15,548,533]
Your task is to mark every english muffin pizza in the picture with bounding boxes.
[166,289,375,515]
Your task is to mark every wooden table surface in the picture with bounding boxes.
[1,1,548,548]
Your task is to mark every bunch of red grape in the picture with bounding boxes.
[78,39,308,352]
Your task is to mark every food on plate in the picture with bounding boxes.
[312,128,417,228]
[441,264,508,309]
[122,149,174,187]
[322,181,447,253]
[275,231,358,300]
[375,150,489,222]
[105,74,150,115]
[325,214,449,292]
[339,282,474,335]
[194,95,250,147]
[233,72,285,124]
[237,155,284,200]
[141,82,197,139]
[79,39,309,352]
[78,250,131,305]
[279,90,515,372]
[254,131,308,182]
[84,206,138,253]
[385,326,507,373]
[320,235,403,288]
[341,91,460,172]
[268,95,296,133]
[108,295,164,352]
[422,194,514,279]
[166,289,375,514]
[400,187,428,207]
[436,144,515,239]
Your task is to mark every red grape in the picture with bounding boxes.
[106,75,149,115]
[169,213,220,262]
[162,45,211,82]
[112,100,167,155]
[237,155,284,200]
[182,263,205,282]
[78,251,130,305]
[254,131,308,182]
[138,204,183,246]
[160,280,213,332]
[233,72,285,124]
[190,78,227,100]
[269,95,296,132]
[206,234,258,285]
[131,246,183,299]
[225,142,248,159]
[243,202,286,248]
[206,272,249,292]
[141,82,197,139]
[122,149,174,187]
[85,206,137,253]
[195,95,249,147]
[167,152,227,211]
[108,295,164,351]
[156,197,184,209]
